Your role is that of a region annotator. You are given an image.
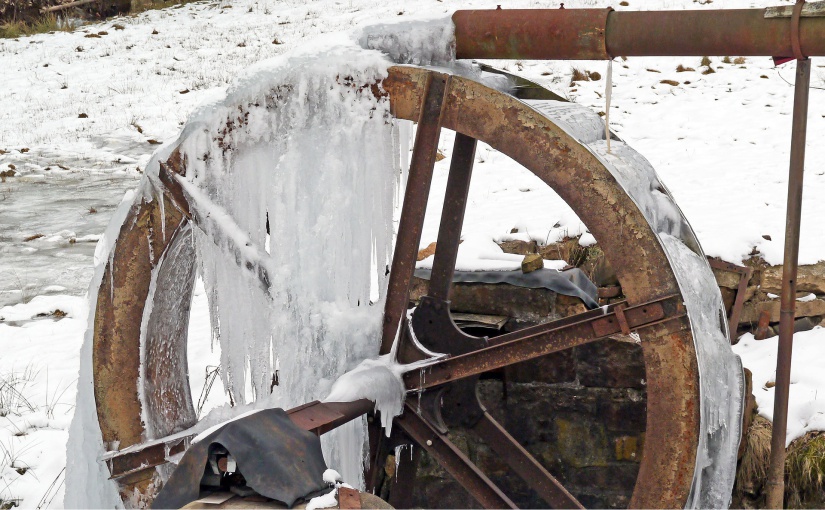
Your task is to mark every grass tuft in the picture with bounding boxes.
[0,13,76,39]
[786,432,825,507]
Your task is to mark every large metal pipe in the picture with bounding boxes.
[765,57,811,509]
[453,8,825,60]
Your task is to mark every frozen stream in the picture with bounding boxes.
[0,171,140,306]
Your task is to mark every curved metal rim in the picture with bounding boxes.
[92,65,701,508]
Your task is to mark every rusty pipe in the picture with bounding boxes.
[453,8,825,60]
[765,57,811,509]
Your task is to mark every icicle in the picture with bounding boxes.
[605,58,613,154]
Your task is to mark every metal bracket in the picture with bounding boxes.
[613,303,632,335]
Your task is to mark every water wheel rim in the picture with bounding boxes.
[92,65,701,507]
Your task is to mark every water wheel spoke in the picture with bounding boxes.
[380,74,452,355]
[158,158,274,296]
[404,293,686,391]
[427,132,477,301]
[472,412,583,509]
[395,402,517,510]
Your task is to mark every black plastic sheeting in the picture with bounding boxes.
[414,267,599,310]
[152,408,327,509]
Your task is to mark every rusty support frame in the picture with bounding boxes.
[472,413,583,509]
[96,66,704,508]
[766,56,812,509]
[453,7,825,60]
[380,74,451,355]
[395,403,518,509]
[707,258,754,344]
[428,133,477,302]
[403,294,687,392]
[103,399,373,481]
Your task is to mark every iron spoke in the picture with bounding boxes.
[404,294,686,391]
[428,133,477,301]
[380,73,452,355]
[473,413,583,509]
[395,403,517,509]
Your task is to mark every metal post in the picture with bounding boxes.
[765,57,811,509]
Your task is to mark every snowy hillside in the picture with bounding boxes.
[0,0,823,507]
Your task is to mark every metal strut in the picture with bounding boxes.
[766,54,812,510]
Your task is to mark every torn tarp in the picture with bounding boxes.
[414,267,599,309]
[152,408,328,509]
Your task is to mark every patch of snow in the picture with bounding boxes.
[733,329,825,446]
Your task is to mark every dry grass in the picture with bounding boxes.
[0,13,75,38]
[733,415,825,508]
[734,415,772,505]
[786,432,825,508]
[130,0,200,14]
[569,68,601,86]
[676,64,695,73]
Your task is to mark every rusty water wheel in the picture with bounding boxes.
[91,65,700,508]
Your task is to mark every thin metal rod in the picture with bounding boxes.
[766,57,811,509]
[473,413,584,509]
[428,133,477,301]
[380,74,451,355]
[396,403,517,509]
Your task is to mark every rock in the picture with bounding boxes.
[762,261,825,294]
[741,298,825,323]
[383,454,396,479]
[521,253,544,273]
[409,276,559,323]
[794,317,817,333]
[498,239,537,255]
[712,266,744,289]
[576,339,646,389]
[506,349,577,384]
[555,417,610,468]
[614,435,644,462]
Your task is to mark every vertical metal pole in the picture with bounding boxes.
[765,57,810,509]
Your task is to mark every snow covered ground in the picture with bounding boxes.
[0,0,823,507]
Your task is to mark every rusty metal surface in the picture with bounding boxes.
[380,74,451,355]
[766,56,811,509]
[106,436,191,481]
[453,9,611,60]
[453,8,825,60]
[97,64,705,508]
[383,66,702,507]
[403,296,687,392]
[473,413,583,509]
[337,487,362,510]
[105,400,374,481]
[395,403,517,509]
[428,133,476,301]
